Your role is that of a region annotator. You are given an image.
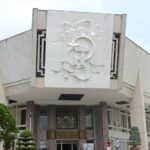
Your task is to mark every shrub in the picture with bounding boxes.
[129,126,141,147]
[16,129,36,150]
[0,103,18,150]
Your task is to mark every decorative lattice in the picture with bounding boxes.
[56,108,77,129]
[36,30,46,77]
[110,34,120,79]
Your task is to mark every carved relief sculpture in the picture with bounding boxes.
[51,20,105,81]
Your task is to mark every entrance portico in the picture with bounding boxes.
[56,140,78,150]
[26,101,108,150]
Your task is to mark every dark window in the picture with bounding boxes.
[21,110,26,125]
[85,109,93,129]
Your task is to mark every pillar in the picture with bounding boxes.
[48,105,56,150]
[0,71,7,105]
[130,72,148,150]
[79,106,86,150]
[33,104,39,145]
[26,101,36,132]
[26,101,40,147]
[93,102,108,150]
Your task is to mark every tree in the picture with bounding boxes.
[0,103,18,150]
[16,129,36,150]
[129,126,141,149]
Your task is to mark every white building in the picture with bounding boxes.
[0,8,150,150]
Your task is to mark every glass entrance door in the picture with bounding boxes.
[57,141,78,150]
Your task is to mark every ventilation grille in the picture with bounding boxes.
[59,94,84,101]
[116,101,129,105]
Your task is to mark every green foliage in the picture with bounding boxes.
[16,129,36,150]
[20,129,33,137]
[0,103,18,150]
[129,126,141,147]
[3,133,16,149]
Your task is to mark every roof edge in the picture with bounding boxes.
[125,36,150,55]
[0,29,32,43]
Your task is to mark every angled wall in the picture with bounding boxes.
[123,38,150,95]
[0,30,32,85]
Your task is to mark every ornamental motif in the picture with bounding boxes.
[51,20,105,81]
[110,34,120,79]
[56,108,77,129]
[36,30,46,77]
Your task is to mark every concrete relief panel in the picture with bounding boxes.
[45,10,113,88]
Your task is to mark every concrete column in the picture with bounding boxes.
[130,72,148,150]
[26,101,40,148]
[33,104,39,145]
[79,106,86,150]
[26,101,35,132]
[93,102,108,150]
[48,105,56,150]
[0,71,7,105]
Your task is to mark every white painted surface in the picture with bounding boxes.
[123,38,150,94]
[8,87,128,104]
[0,141,3,150]
[31,9,47,86]
[130,72,148,150]
[0,71,7,104]
[45,10,113,88]
[0,30,32,85]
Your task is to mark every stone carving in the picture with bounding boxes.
[51,20,105,81]
[56,108,77,129]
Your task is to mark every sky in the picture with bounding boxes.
[0,0,150,52]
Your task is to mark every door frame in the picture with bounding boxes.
[56,140,78,150]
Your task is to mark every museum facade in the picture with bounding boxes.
[0,9,150,150]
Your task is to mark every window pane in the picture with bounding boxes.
[21,109,26,125]
[57,144,61,150]
[107,110,111,125]
[40,141,47,150]
[40,115,48,130]
[85,110,92,129]
[121,114,127,128]
[128,116,131,129]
